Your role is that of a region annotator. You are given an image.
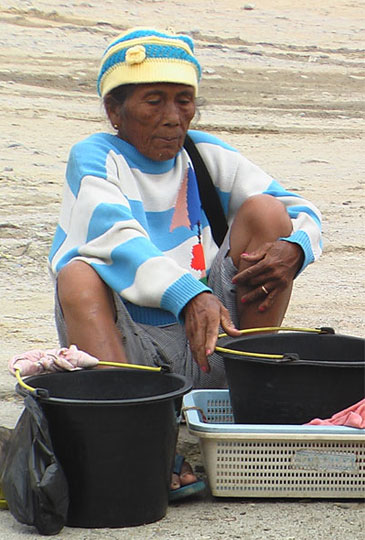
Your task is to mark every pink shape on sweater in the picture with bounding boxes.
[170,171,190,231]
[306,399,365,429]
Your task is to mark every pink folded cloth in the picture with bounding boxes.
[306,399,365,429]
[9,345,99,377]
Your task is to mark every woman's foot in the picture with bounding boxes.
[169,455,206,501]
[170,459,197,491]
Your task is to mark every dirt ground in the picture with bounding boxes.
[0,1,364,538]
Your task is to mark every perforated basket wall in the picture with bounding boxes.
[184,391,365,498]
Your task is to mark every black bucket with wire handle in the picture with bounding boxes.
[216,327,365,425]
[16,365,192,528]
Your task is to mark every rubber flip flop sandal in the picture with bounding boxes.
[169,454,206,502]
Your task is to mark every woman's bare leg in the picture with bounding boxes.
[229,194,298,329]
[57,260,128,363]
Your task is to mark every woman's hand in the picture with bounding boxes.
[183,292,241,372]
[232,240,304,311]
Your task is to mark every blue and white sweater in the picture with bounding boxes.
[49,130,322,326]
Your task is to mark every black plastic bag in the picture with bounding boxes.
[0,426,12,509]
[1,394,69,535]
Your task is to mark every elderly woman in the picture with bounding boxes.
[49,28,322,498]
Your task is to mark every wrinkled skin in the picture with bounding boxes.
[106,83,196,161]
[235,240,304,310]
[183,292,241,373]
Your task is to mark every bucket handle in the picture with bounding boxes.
[215,326,335,360]
[15,361,163,394]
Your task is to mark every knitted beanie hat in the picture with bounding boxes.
[97,27,202,98]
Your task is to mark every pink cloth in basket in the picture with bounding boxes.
[9,345,99,376]
[306,399,365,429]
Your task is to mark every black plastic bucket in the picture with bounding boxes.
[16,368,192,528]
[217,331,365,425]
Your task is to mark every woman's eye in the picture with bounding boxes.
[178,96,194,106]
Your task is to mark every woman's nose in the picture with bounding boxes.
[162,101,180,125]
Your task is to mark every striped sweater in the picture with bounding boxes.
[49,129,322,326]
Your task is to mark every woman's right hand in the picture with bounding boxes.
[183,292,240,372]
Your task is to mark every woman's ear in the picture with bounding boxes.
[104,95,121,129]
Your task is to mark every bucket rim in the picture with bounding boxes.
[16,368,193,406]
[221,354,364,367]
[217,331,365,367]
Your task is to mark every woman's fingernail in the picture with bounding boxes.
[241,252,249,257]
[201,365,208,373]
[241,297,246,304]
[206,349,212,356]
[259,306,265,312]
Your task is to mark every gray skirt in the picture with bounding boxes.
[55,234,238,389]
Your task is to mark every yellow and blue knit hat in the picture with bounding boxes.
[97,27,202,97]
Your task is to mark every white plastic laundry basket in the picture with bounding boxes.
[183,390,365,498]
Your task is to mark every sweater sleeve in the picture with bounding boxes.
[49,138,210,321]
[189,131,322,273]
[232,158,322,273]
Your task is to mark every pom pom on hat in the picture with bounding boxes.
[97,27,202,97]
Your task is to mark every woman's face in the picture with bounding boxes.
[109,83,196,161]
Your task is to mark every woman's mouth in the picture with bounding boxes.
[158,135,180,143]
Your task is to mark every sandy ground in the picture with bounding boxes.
[0,0,364,538]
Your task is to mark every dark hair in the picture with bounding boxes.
[103,84,137,113]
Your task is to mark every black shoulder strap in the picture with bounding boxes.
[184,134,228,247]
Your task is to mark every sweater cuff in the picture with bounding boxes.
[279,230,314,275]
[161,273,212,323]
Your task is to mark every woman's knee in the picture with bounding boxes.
[236,194,292,237]
[229,195,292,262]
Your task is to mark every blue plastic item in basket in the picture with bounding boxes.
[183,390,365,435]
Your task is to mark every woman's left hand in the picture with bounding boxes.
[232,240,304,310]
